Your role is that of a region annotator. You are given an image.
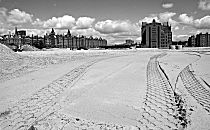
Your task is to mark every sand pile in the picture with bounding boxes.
[0,43,22,74]
[0,43,20,61]
[22,44,40,51]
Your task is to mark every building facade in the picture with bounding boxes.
[195,33,210,47]
[188,35,196,47]
[1,28,107,49]
[45,29,107,49]
[141,19,172,48]
[188,33,210,47]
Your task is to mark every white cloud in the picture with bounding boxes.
[95,20,135,34]
[139,15,159,24]
[24,29,49,36]
[43,15,76,29]
[32,18,44,27]
[73,28,100,37]
[198,0,210,10]
[109,31,139,39]
[173,35,190,41]
[0,7,7,17]
[178,14,194,24]
[94,20,140,44]
[159,12,176,22]
[109,27,140,44]
[0,8,32,34]
[174,26,180,30]
[0,28,7,34]
[162,3,174,9]
[139,12,177,27]
[194,15,210,29]
[76,17,95,29]
[32,16,98,37]
[136,37,141,41]
[7,9,33,24]
[34,16,95,30]
[178,13,210,29]
[0,7,7,26]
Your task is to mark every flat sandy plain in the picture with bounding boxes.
[0,46,210,130]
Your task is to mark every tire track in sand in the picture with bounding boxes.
[0,56,133,130]
[180,66,210,113]
[137,53,179,130]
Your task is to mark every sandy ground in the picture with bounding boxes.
[0,60,88,112]
[0,48,210,130]
[159,50,210,130]
[59,54,151,126]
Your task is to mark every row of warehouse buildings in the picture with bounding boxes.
[1,28,107,49]
[46,29,107,49]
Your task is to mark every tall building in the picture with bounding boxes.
[141,19,172,48]
[188,35,196,47]
[195,33,210,47]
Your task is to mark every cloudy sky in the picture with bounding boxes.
[0,0,210,44]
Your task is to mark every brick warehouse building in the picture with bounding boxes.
[141,19,172,48]
[1,28,107,50]
[44,29,107,49]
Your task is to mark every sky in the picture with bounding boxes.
[0,0,210,44]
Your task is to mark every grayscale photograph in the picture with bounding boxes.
[0,0,210,129]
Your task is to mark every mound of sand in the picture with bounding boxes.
[22,44,40,51]
[0,43,22,73]
[0,43,20,61]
